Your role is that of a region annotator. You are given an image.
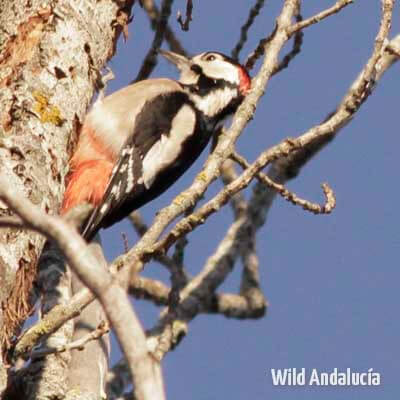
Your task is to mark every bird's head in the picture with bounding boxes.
[160,49,251,119]
[159,50,251,97]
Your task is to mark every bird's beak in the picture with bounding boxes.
[159,49,199,85]
[159,49,192,72]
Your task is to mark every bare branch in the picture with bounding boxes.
[273,13,303,75]
[0,204,93,233]
[231,151,336,214]
[0,217,24,229]
[12,285,94,361]
[177,0,193,31]
[31,321,109,359]
[10,12,398,371]
[141,0,187,55]
[129,276,170,305]
[145,0,393,256]
[287,0,353,37]
[386,42,400,58]
[107,358,133,400]
[210,291,266,319]
[220,159,248,217]
[243,1,396,237]
[120,0,302,277]
[134,0,174,82]
[245,23,277,71]
[129,211,148,236]
[218,160,265,319]
[147,210,267,360]
[128,270,267,319]
[15,30,399,364]
[0,178,165,400]
[129,211,189,278]
[347,0,393,106]
[150,139,300,253]
[246,0,353,71]
[6,3,398,394]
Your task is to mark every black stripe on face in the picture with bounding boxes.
[190,64,203,75]
[186,74,238,98]
[188,53,241,97]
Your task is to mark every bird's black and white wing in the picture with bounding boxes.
[82,91,198,239]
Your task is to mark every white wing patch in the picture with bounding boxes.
[125,157,134,193]
[111,181,122,197]
[142,105,196,189]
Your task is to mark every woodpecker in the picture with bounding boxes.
[61,50,251,240]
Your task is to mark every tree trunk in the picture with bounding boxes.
[0,0,135,394]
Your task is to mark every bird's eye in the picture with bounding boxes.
[206,54,216,61]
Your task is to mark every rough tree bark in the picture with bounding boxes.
[0,0,135,394]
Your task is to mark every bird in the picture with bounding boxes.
[61,50,251,240]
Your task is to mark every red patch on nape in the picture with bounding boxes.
[238,67,251,95]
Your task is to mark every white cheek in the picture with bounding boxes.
[203,60,239,85]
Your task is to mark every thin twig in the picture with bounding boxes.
[122,232,129,253]
[129,276,170,305]
[177,0,193,31]
[287,0,353,37]
[210,291,266,319]
[246,0,353,71]
[147,209,268,360]
[231,151,336,214]
[31,321,109,359]
[386,42,400,58]
[129,211,148,236]
[220,159,248,217]
[231,0,266,61]
[134,0,174,82]
[0,216,24,229]
[129,211,188,275]
[96,67,115,101]
[245,23,277,71]
[273,12,303,75]
[141,0,187,55]
[106,358,132,399]
[219,158,266,318]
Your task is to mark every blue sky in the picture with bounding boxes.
[100,1,400,399]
